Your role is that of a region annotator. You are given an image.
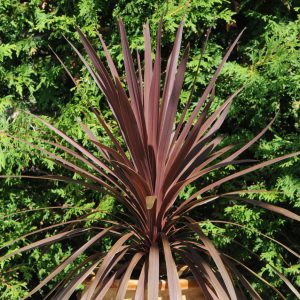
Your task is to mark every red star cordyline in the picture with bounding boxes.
[1,19,300,300]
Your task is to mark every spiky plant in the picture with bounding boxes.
[1,19,300,299]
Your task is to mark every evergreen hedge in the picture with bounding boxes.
[0,0,299,298]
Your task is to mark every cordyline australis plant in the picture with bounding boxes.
[1,19,300,299]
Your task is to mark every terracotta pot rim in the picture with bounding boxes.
[80,278,205,299]
[85,278,200,290]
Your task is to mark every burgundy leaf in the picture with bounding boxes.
[134,262,146,300]
[186,217,238,300]
[148,244,160,300]
[115,252,143,300]
[161,234,182,299]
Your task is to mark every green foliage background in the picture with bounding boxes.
[0,0,299,299]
